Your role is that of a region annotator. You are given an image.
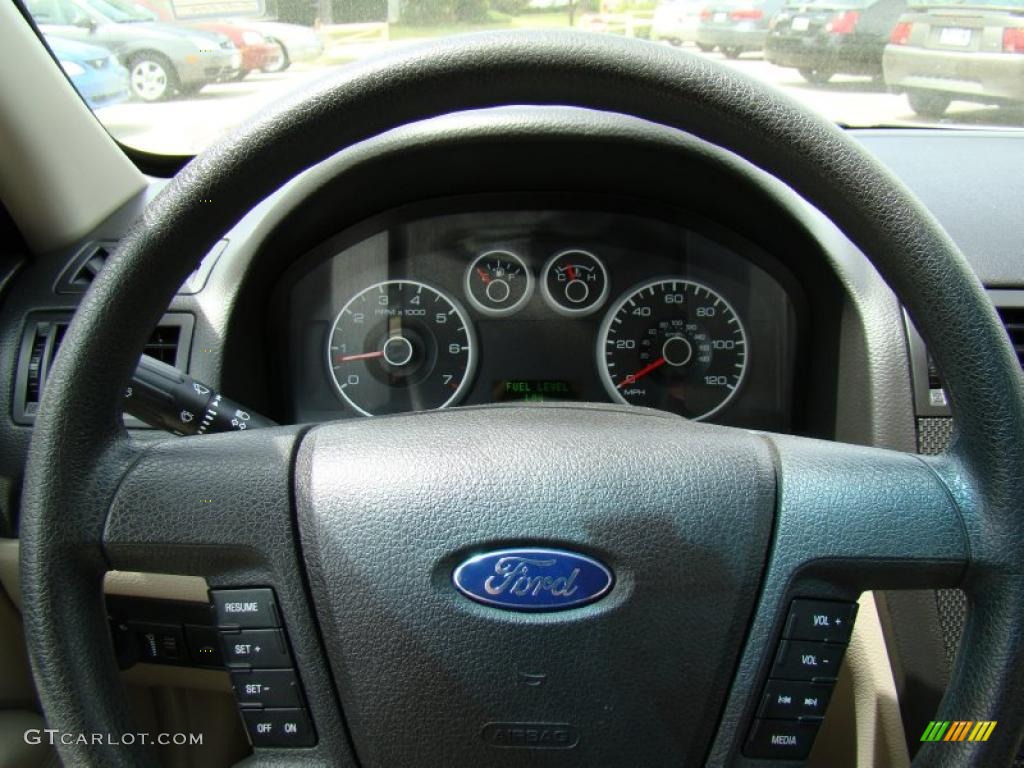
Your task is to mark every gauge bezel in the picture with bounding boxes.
[596,276,749,421]
[325,278,477,417]
[540,248,610,317]
[463,249,534,317]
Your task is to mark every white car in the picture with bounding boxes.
[651,0,706,46]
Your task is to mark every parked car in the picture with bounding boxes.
[652,0,708,46]
[766,0,908,83]
[131,0,284,80]
[26,0,241,101]
[697,0,788,57]
[196,22,283,78]
[244,20,322,72]
[46,34,130,108]
[883,0,1024,117]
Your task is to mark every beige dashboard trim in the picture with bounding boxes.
[103,570,210,603]
[0,539,209,610]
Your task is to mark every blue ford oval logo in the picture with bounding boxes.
[452,547,613,611]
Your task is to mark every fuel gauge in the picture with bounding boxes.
[541,249,609,317]
[464,250,533,317]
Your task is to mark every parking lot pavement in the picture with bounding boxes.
[96,43,1024,156]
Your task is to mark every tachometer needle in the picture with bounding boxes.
[334,351,385,363]
[618,356,666,389]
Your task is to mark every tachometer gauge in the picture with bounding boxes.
[464,250,533,316]
[541,249,609,316]
[327,280,476,416]
[598,278,747,420]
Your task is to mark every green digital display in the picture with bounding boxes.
[494,380,580,402]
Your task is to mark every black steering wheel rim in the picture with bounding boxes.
[20,31,1024,767]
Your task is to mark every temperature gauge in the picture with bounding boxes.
[464,250,533,317]
[541,249,609,317]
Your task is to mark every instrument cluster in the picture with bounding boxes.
[281,206,800,431]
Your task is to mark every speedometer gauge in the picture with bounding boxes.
[598,278,748,420]
[327,280,476,416]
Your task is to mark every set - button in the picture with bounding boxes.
[212,587,316,749]
[744,599,858,761]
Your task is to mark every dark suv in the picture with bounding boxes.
[766,0,909,82]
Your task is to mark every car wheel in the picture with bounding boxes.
[232,68,250,82]
[262,38,290,73]
[798,67,833,85]
[907,89,951,119]
[696,43,715,52]
[722,46,743,59]
[128,52,178,102]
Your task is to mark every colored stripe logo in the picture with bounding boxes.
[921,721,997,742]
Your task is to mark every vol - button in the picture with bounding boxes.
[221,628,292,668]
[771,640,843,681]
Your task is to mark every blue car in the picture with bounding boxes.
[46,36,129,109]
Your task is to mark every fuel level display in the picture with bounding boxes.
[542,249,609,317]
[464,250,533,317]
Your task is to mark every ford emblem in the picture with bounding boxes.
[452,547,613,611]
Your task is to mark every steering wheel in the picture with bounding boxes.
[20,32,1024,767]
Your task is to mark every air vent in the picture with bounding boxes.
[14,313,194,425]
[56,238,228,296]
[996,306,1024,370]
[56,241,117,294]
[144,325,181,365]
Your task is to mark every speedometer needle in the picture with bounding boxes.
[618,356,666,389]
[335,351,385,363]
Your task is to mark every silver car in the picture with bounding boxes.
[883,0,1024,117]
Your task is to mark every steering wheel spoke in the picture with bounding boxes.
[708,432,972,763]
[100,427,355,765]
[766,433,969,586]
[105,428,303,576]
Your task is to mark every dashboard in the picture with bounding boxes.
[279,204,801,432]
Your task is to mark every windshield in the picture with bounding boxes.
[785,0,878,6]
[27,0,1024,155]
[909,0,1024,5]
[81,0,156,22]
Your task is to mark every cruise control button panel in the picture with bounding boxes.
[213,587,316,749]
[743,598,857,761]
